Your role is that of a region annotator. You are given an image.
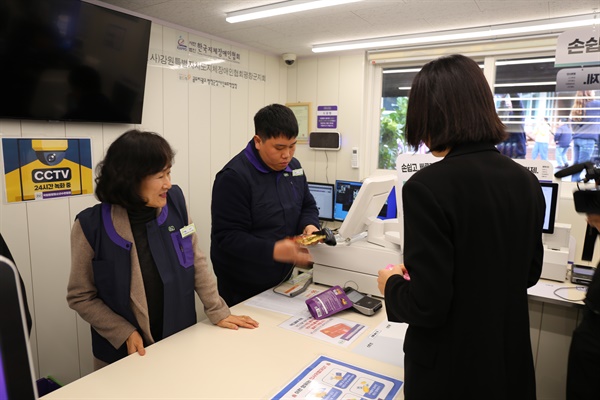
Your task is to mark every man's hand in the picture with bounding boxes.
[303,225,320,235]
[273,238,313,266]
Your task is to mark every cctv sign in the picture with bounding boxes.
[1,138,93,203]
[32,168,72,183]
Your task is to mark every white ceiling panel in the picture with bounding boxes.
[92,0,599,57]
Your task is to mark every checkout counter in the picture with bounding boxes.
[528,274,584,400]
[42,283,404,399]
[40,277,583,400]
[43,160,588,399]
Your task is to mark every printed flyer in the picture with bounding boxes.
[272,356,403,400]
[279,314,366,347]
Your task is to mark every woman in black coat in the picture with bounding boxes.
[378,54,545,400]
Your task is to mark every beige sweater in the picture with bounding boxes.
[67,204,230,356]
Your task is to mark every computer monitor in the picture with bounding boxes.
[334,180,363,222]
[338,175,397,240]
[540,181,558,234]
[0,256,38,399]
[307,182,335,221]
[334,180,397,223]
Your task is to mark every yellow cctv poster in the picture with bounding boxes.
[2,138,93,203]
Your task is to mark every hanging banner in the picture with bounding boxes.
[555,26,600,68]
[2,138,93,203]
[555,66,600,91]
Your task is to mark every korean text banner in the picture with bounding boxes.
[555,26,600,68]
[2,138,93,203]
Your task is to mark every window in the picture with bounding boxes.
[378,56,600,180]
[494,57,600,182]
[379,67,417,170]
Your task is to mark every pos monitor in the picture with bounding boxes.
[0,256,38,399]
[338,175,397,240]
[334,180,362,222]
[334,180,397,222]
[307,182,335,221]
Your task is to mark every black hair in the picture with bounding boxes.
[95,130,175,209]
[406,54,507,151]
[253,103,298,140]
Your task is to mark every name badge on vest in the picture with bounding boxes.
[292,168,304,177]
[180,223,196,238]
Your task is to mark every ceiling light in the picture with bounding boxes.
[383,68,421,74]
[400,81,557,92]
[313,14,598,53]
[496,58,555,66]
[226,0,362,23]
[385,58,556,75]
[494,81,556,87]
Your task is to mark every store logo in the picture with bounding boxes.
[177,36,187,51]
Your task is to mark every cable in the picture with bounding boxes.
[272,264,297,293]
[325,151,329,183]
[552,286,587,302]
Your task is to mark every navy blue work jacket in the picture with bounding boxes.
[211,140,320,305]
[77,185,196,363]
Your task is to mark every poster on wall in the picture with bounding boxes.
[1,138,93,203]
[317,105,338,129]
[286,102,312,142]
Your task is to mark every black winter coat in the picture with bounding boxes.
[385,142,544,400]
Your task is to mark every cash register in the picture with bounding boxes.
[309,175,402,297]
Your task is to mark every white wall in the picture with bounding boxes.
[0,17,370,386]
[287,53,367,186]
[0,21,294,385]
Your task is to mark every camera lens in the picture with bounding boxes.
[46,153,56,163]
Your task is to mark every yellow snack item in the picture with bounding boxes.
[294,234,325,246]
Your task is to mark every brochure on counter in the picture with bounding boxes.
[353,320,408,368]
[279,311,366,347]
[271,355,403,400]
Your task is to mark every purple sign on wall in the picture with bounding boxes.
[317,105,338,129]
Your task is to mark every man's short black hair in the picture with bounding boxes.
[95,130,175,209]
[406,54,507,152]
[254,103,299,140]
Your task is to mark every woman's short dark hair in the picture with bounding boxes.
[95,130,175,208]
[406,54,507,152]
[254,103,299,140]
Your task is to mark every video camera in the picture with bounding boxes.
[554,162,600,213]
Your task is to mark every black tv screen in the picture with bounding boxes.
[0,0,151,123]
